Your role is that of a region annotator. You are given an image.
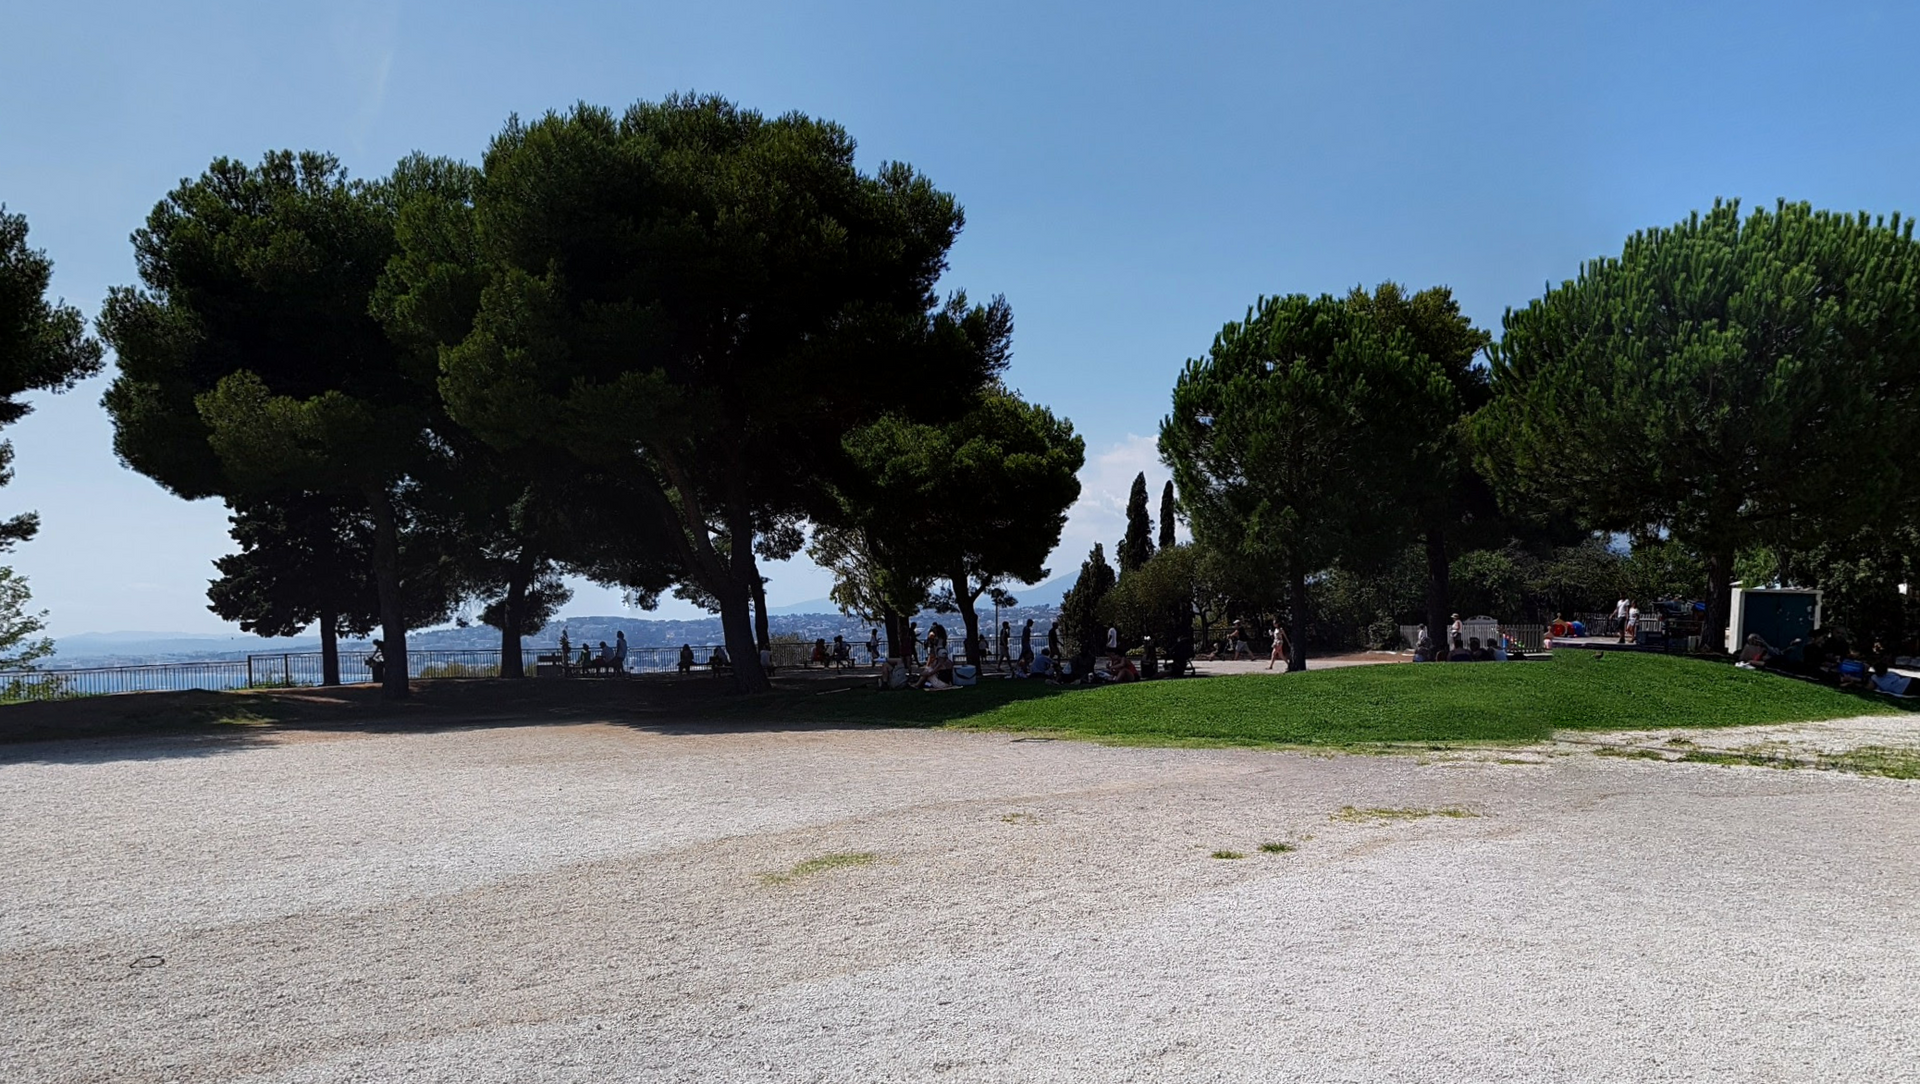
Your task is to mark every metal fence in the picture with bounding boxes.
[1397,622,1548,653]
[1,660,253,700]
[0,640,886,702]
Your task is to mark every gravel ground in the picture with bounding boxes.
[4,718,1918,1083]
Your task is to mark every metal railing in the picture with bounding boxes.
[1,660,253,701]
[1397,622,1548,653]
[0,641,887,702]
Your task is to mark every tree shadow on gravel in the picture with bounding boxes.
[0,670,1078,761]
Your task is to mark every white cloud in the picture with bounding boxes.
[1049,433,1188,573]
[332,0,399,152]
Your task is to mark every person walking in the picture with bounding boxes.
[1267,620,1291,670]
[1106,624,1120,653]
[1020,618,1035,664]
[1230,622,1252,660]
[1449,613,1465,647]
[613,630,628,675]
[998,621,1012,667]
[1047,622,1059,660]
[1613,597,1630,641]
[907,622,921,665]
[867,628,880,665]
[1625,602,1640,645]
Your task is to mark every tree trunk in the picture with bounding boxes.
[499,548,533,680]
[366,485,408,700]
[1424,525,1450,653]
[721,510,770,693]
[750,573,771,651]
[952,569,983,669]
[1288,562,1309,673]
[318,610,340,687]
[1703,545,1736,654]
[883,610,904,659]
[719,584,768,692]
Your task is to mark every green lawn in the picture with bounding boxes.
[720,652,1912,747]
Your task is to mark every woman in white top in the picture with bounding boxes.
[1267,622,1291,670]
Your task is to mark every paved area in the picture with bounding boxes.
[4,719,1917,1082]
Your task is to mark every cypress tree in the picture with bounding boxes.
[1158,480,1177,550]
[1119,472,1155,574]
[1058,542,1117,655]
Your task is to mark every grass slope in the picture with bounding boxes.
[722,653,1910,747]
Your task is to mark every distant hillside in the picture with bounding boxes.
[763,573,1073,617]
[48,597,1071,667]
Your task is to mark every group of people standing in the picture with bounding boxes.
[1611,597,1641,644]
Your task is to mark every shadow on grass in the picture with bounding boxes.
[6,654,1904,762]
[685,674,1089,728]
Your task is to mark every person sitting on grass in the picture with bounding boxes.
[1072,643,1098,684]
[1103,652,1140,683]
[1735,634,1778,670]
[1029,649,1054,678]
[918,641,956,689]
[1446,635,1472,663]
[1870,661,1914,697]
[1469,636,1493,662]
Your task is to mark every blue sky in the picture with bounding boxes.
[3,0,1916,635]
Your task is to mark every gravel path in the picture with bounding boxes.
[4,719,1917,1082]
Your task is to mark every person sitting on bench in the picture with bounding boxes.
[677,644,695,674]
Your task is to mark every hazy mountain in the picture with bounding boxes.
[762,573,1074,617]
[47,595,1072,667]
